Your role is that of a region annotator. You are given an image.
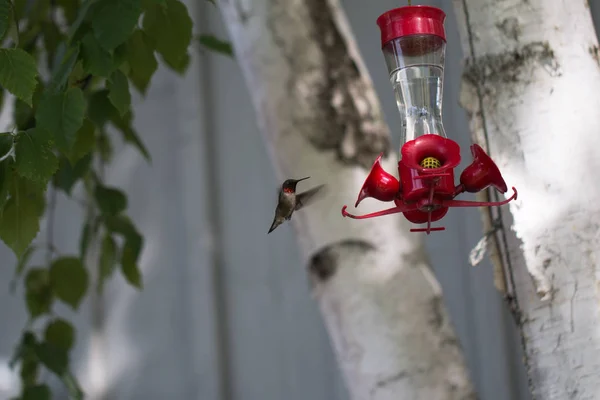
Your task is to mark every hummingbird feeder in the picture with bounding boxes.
[341,5,517,234]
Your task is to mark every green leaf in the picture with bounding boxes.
[197,34,233,57]
[87,90,150,161]
[15,245,35,277]
[13,99,34,130]
[53,154,91,195]
[57,0,79,24]
[28,0,51,25]
[20,21,43,51]
[13,0,26,20]
[121,238,142,288]
[67,5,93,44]
[13,80,45,131]
[68,61,88,88]
[36,87,86,153]
[4,9,18,46]
[81,32,115,77]
[10,244,35,293]
[44,318,75,352]
[48,44,80,93]
[104,214,138,237]
[91,0,143,51]
[169,51,190,74]
[0,177,45,257]
[15,128,59,185]
[87,89,114,127]
[107,70,130,116]
[111,111,151,161]
[68,118,96,165]
[0,0,10,40]
[0,48,39,106]
[10,331,37,368]
[143,0,193,70]
[94,184,127,215]
[0,132,12,151]
[49,257,89,309]
[97,130,112,162]
[0,132,13,191]
[22,384,51,400]
[103,214,143,288]
[24,268,53,318]
[0,167,13,215]
[41,21,64,70]
[142,0,166,8]
[19,350,40,387]
[124,232,142,262]
[0,161,11,212]
[98,233,117,293]
[113,43,129,72]
[79,218,98,260]
[62,371,84,400]
[35,341,68,376]
[126,30,158,94]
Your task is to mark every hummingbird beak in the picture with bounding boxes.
[293,176,310,183]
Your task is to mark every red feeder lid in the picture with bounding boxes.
[376,6,446,47]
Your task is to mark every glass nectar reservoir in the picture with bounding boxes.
[376,6,447,147]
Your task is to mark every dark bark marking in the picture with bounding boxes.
[305,0,390,168]
[496,17,521,41]
[267,0,391,170]
[589,45,600,68]
[308,239,375,282]
[504,293,522,324]
[542,258,551,269]
[373,370,409,391]
[463,42,561,88]
[441,335,459,348]
[428,295,444,331]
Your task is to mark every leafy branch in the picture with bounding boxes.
[0,0,233,398]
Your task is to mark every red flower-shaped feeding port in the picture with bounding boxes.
[341,135,517,234]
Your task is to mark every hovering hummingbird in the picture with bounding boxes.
[268,177,325,234]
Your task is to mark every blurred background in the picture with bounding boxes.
[1,0,599,399]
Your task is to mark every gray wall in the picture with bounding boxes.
[1,0,599,399]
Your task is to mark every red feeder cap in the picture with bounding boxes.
[376,6,446,47]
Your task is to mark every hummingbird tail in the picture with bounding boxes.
[268,219,280,234]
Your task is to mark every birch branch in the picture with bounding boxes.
[217,0,476,398]
[452,0,600,398]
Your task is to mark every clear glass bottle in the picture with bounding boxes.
[377,7,447,148]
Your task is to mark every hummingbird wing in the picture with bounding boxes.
[295,184,326,211]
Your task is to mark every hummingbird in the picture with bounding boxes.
[268,177,325,234]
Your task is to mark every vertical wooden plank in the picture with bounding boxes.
[192,1,231,399]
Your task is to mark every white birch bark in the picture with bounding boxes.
[452,1,600,399]
[216,0,476,399]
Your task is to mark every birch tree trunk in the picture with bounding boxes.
[452,1,600,399]
[216,0,476,398]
